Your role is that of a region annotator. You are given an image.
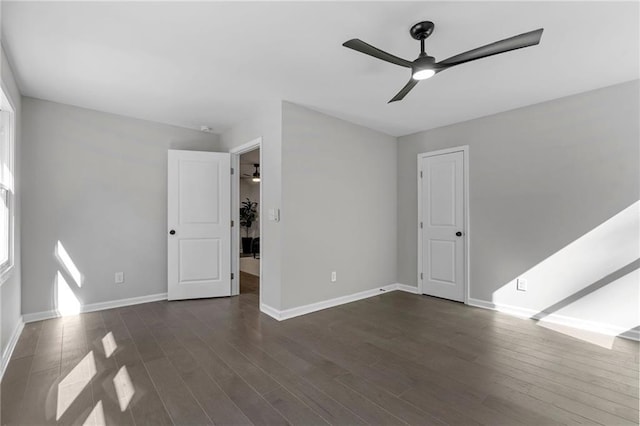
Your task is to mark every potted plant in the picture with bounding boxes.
[239,198,258,254]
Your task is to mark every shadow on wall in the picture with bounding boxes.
[491,201,639,348]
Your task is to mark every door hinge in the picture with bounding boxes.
[420,171,423,178]
[231,273,234,280]
[231,167,234,175]
[231,220,234,227]
[420,272,423,280]
[420,222,423,229]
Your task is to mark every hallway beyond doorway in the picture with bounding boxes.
[240,271,259,295]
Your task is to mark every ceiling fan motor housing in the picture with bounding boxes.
[413,54,436,74]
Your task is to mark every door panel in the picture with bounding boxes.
[179,239,221,282]
[429,239,456,283]
[179,160,220,223]
[168,150,231,300]
[420,151,465,302]
[429,161,456,226]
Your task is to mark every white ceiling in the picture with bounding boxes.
[2,2,638,137]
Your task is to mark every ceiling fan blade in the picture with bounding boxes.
[389,79,419,103]
[343,39,413,68]
[437,28,543,68]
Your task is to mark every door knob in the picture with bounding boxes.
[169,230,176,235]
[455,231,463,237]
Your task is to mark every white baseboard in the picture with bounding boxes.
[396,284,420,294]
[22,292,168,323]
[259,303,283,321]
[260,283,418,321]
[468,297,640,342]
[468,298,535,319]
[618,328,640,341]
[21,310,58,323]
[1,316,24,380]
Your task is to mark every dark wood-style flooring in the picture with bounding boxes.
[1,290,638,425]
[240,271,259,295]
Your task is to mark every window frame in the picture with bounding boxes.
[0,84,16,284]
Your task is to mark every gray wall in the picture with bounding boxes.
[398,80,639,332]
[281,102,397,310]
[14,72,638,334]
[220,102,282,309]
[1,46,22,360]
[21,98,220,315]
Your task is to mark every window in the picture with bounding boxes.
[0,87,15,279]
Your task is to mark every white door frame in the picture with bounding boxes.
[229,137,263,302]
[417,145,470,304]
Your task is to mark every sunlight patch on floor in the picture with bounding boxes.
[57,351,97,420]
[101,331,117,358]
[82,400,106,426]
[113,366,135,412]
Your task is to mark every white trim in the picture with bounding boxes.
[0,83,17,286]
[396,284,420,294]
[416,155,422,295]
[1,316,24,379]
[417,145,470,303]
[467,297,534,318]
[229,138,262,306]
[22,310,60,323]
[259,303,282,321]
[468,298,640,342]
[619,328,640,341]
[229,137,263,156]
[0,264,15,287]
[22,292,168,323]
[260,283,417,321]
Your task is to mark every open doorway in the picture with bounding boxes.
[237,147,260,295]
[230,137,262,300]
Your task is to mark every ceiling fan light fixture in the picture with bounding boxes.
[412,69,435,80]
[252,163,260,182]
[342,20,543,103]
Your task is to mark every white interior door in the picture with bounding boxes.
[168,150,231,300]
[420,150,465,302]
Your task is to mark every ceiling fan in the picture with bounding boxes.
[242,164,260,182]
[343,21,544,103]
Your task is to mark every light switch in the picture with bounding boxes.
[268,208,280,222]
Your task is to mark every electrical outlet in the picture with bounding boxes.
[331,271,337,282]
[115,272,124,284]
[516,278,527,291]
